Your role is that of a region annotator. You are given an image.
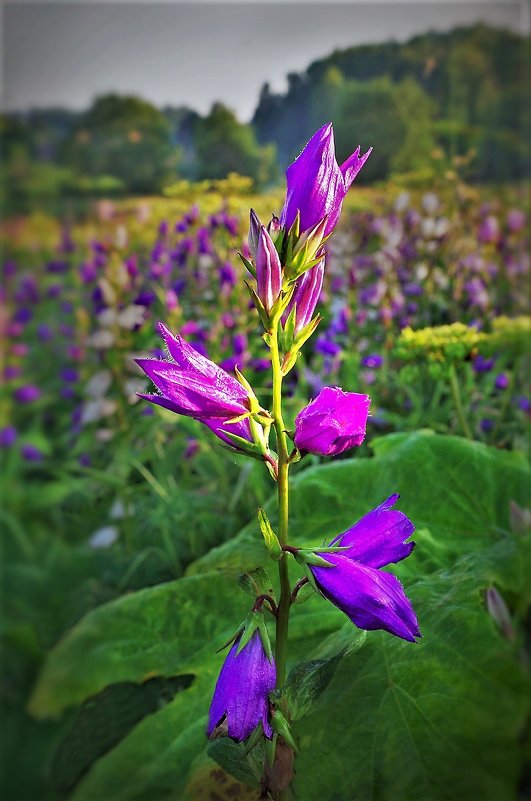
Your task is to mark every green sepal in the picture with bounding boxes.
[238,567,276,602]
[244,280,270,330]
[234,365,255,397]
[295,551,335,568]
[292,581,314,605]
[263,332,273,347]
[224,411,252,426]
[258,508,282,561]
[281,304,297,351]
[270,709,299,753]
[221,431,263,457]
[264,732,277,767]
[292,314,322,350]
[281,350,299,376]
[287,447,301,464]
[215,623,245,653]
[236,614,259,655]
[297,545,349,554]
[243,723,264,755]
[238,252,256,279]
[303,565,321,595]
[256,613,274,664]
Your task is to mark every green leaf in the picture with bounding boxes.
[285,647,349,722]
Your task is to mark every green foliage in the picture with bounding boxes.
[194,103,277,186]
[27,433,530,801]
[62,94,177,193]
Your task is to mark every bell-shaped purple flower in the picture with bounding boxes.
[310,495,420,642]
[294,386,370,456]
[136,323,253,448]
[208,631,276,742]
[280,123,371,236]
[256,226,282,312]
[283,258,324,335]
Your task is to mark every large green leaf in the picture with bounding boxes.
[28,433,530,801]
[187,431,529,577]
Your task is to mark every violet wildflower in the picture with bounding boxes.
[310,495,420,642]
[495,373,509,390]
[361,354,384,369]
[14,385,41,404]
[136,323,254,448]
[21,444,44,462]
[256,226,282,312]
[280,123,371,236]
[294,387,370,456]
[208,631,276,742]
[0,426,17,448]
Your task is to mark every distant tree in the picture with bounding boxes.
[194,103,277,186]
[62,94,178,193]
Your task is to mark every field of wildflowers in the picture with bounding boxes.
[2,143,530,801]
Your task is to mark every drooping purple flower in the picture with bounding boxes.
[477,215,500,244]
[208,631,276,742]
[256,227,282,312]
[280,123,371,236]
[136,323,253,448]
[361,354,384,369]
[283,259,324,335]
[294,386,370,456]
[506,209,526,233]
[310,495,420,642]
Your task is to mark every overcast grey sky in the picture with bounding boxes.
[3,1,528,121]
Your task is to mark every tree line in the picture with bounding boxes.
[2,24,529,209]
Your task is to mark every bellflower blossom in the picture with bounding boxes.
[310,495,420,642]
[280,123,371,236]
[294,387,370,456]
[136,323,253,447]
[208,631,276,742]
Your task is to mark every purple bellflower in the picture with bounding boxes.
[280,123,371,236]
[208,631,276,742]
[283,258,324,335]
[256,226,282,312]
[136,323,253,448]
[310,495,420,642]
[294,386,370,456]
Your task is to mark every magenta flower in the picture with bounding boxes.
[256,226,282,312]
[208,631,276,742]
[294,386,370,456]
[280,123,371,236]
[136,323,253,448]
[310,495,420,642]
[283,258,324,335]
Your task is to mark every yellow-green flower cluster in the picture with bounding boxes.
[394,317,530,365]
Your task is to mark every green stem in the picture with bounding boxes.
[270,319,291,690]
[269,317,292,801]
[448,364,472,439]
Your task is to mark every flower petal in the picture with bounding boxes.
[208,632,276,742]
[330,494,415,568]
[311,554,420,642]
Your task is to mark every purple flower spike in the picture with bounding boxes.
[14,385,41,404]
[256,227,282,312]
[136,323,253,449]
[0,426,17,448]
[280,123,371,236]
[311,495,419,642]
[208,631,276,742]
[284,258,324,334]
[294,386,370,456]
